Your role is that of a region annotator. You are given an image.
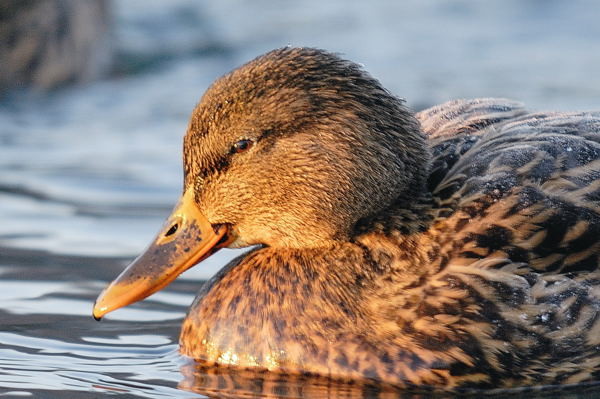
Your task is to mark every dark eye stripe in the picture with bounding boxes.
[197,154,231,182]
[195,135,267,183]
[197,139,252,182]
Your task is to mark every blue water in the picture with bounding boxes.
[1,1,600,397]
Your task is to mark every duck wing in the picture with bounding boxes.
[365,101,600,387]
[418,98,527,191]
[417,98,527,139]
[420,99,600,275]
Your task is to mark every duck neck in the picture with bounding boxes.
[351,191,441,279]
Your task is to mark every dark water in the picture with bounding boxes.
[1,1,600,397]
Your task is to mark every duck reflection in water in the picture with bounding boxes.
[94,48,600,392]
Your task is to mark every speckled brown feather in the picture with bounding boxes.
[174,48,600,392]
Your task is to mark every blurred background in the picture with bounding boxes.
[1,0,600,268]
[2,1,600,397]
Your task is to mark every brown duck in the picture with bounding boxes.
[93,47,600,391]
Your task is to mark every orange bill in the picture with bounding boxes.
[93,190,231,320]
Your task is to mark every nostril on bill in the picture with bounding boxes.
[165,223,179,237]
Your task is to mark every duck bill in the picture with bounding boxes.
[93,190,230,320]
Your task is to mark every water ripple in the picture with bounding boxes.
[0,332,198,398]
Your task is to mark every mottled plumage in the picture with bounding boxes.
[95,48,600,393]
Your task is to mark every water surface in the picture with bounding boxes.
[1,1,600,397]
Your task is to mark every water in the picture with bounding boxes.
[1,1,600,397]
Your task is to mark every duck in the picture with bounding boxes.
[93,47,600,391]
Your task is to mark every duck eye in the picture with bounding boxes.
[231,139,253,154]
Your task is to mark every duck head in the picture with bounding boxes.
[93,47,429,319]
